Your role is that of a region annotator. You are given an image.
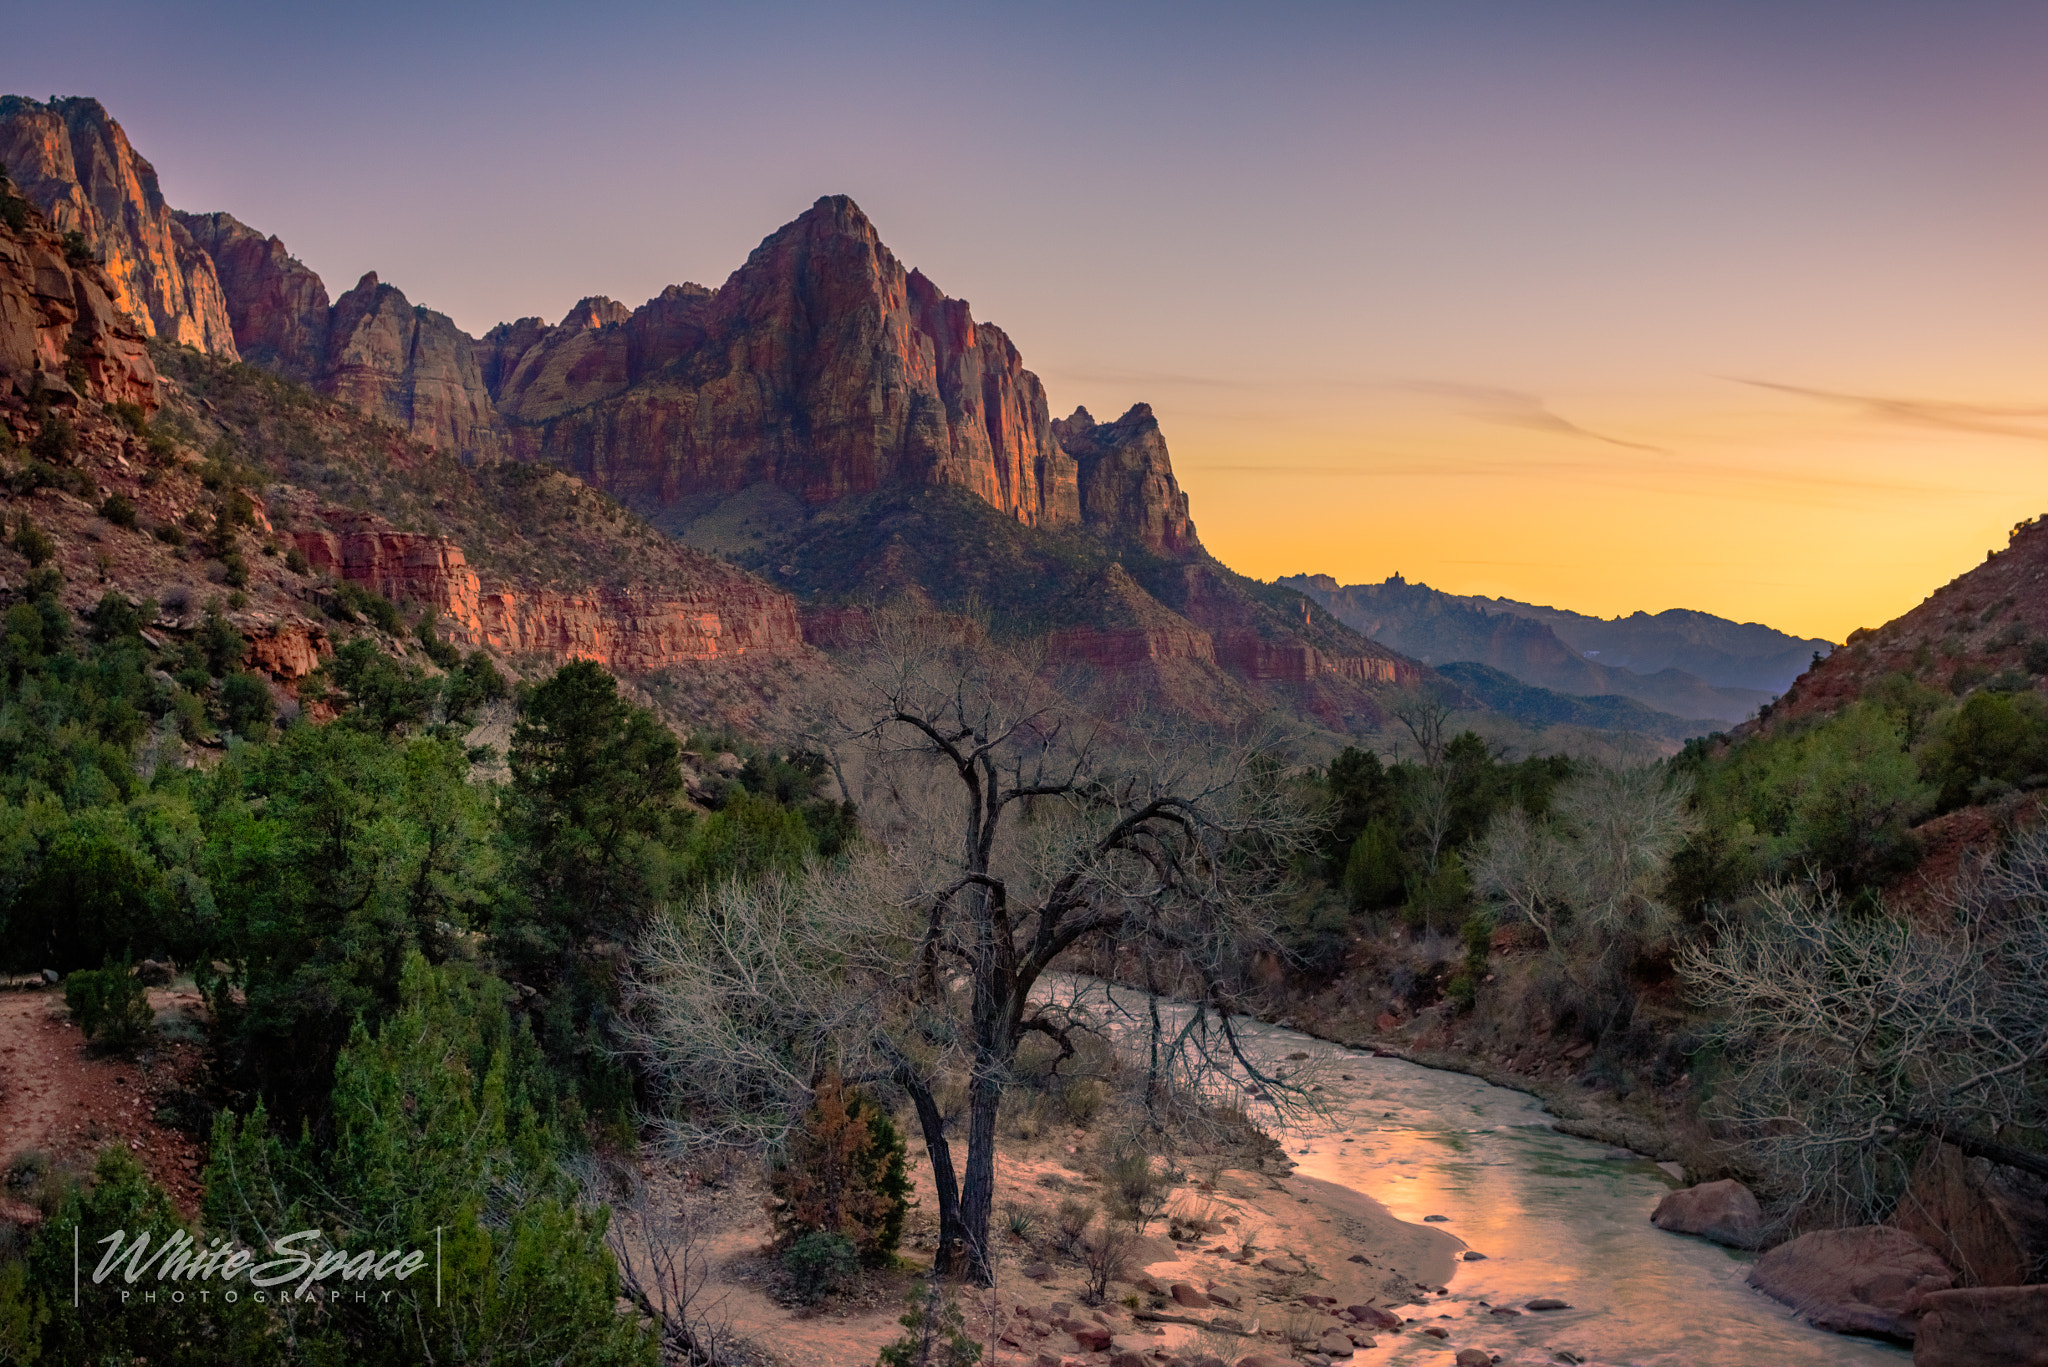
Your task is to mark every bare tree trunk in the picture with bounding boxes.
[905,1078,966,1276]
[958,1070,1003,1284]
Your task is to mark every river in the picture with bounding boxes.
[1061,980,1911,1367]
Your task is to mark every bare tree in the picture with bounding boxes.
[626,615,1315,1284]
[1677,826,2048,1225]
[1388,687,1454,768]
[1468,763,1696,965]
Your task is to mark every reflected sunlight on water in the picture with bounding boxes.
[1057,979,1911,1367]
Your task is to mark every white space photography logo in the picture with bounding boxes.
[72,1225,443,1308]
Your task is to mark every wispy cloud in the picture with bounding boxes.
[1736,378,2048,440]
[1399,381,1667,452]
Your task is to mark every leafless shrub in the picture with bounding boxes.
[1678,826,2048,1225]
[585,1165,741,1366]
[1051,1197,1095,1259]
[1079,1220,1137,1305]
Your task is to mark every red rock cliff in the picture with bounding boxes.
[0,97,236,356]
[489,196,1083,528]
[292,512,805,673]
[0,191,157,415]
[1053,404,1198,555]
[174,210,331,384]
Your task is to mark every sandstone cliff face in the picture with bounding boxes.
[0,97,236,356]
[0,197,157,415]
[173,210,331,383]
[292,512,804,673]
[324,273,506,461]
[490,197,1086,529]
[1053,404,1197,555]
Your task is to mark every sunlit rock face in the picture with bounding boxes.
[0,96,237,356]
[0,197,158,413]
[487,196,1092,532]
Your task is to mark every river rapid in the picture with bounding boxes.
[1061,980,1910,1367]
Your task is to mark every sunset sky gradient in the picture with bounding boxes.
[6,0,2045,641]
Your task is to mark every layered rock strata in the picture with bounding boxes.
[292,514,803,671]
[1053,404,1197,555]
[0,96,236,355]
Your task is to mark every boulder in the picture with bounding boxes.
[1257,1254,1308,1275]
[1455,1352,1493,1367]
[1315,1331,1354,1356]
[1169,1283,1210,1308]
[1346,1305,1402,1330]
[1747,1226,1954,1340]
[1071,1326,1112,1352]
[1910,1286,2048,1367]
[1524,1298,1571,1311]
[1893,1141,2048,1289]
[1021,1262,1053,1281]
[1460,1251,1487,1261]
[135,958,175,986]
[1651,1179,1765,1249]
[1109,1352,1147,1367]
[1204,1285,1242,1308]
[1234,1356,1294,1367]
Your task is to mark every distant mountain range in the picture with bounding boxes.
[1433,662,1721,743]
[1280,573,1829,725]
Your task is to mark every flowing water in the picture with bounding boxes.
[1059,980,1911,1367]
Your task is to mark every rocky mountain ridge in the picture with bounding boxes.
[0,99,1199,555]
[1759,514,2048,733]
[1284,572,1779,724]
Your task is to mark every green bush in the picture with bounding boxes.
[1921,690,2048,812]
[220,670,274,740]
[98,492,137,529]
[284,544,310,575]
[1342,818,1405,910]
[64,965,153,1049]
[11,515,54,567]
[782,1230,859,1303]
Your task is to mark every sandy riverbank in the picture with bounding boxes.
[629,1130,1467,1367]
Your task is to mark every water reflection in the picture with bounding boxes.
[1059,980,1910,1367]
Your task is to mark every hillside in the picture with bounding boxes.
[1759,512,2048,733]
[1285,572,1773,723]
[1433,661,1722,743]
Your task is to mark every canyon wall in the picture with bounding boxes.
[488,196,1088,530]
[291,514,804,673]
[0,190,158,416]
[0,97,236,356]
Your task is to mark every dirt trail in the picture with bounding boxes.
[0,986,210,1218]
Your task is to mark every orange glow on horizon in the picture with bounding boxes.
[1063,379,2047,644]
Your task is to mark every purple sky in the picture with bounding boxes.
[8,1,2048,637]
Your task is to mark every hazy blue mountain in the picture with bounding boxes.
[1434,662,1723,742]
[1282,573,1782,724]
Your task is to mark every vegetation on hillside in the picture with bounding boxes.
[0,561,853,1361]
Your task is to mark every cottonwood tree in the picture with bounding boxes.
[1679,826,2048,1225]
[627,615,1313,1283]
[1467,763,1696,1016]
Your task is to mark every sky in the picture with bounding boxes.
[6,0,2046,642]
